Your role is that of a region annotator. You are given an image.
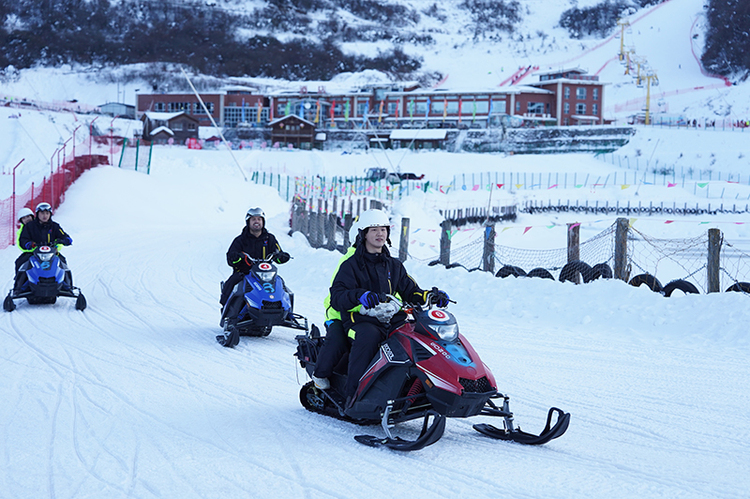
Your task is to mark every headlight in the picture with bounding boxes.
[431,324,458,341]
[37,252,54,262]
[256,271,276,282]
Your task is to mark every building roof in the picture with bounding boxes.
[268,114,316,127]
[150,126,174,136]
[390,129,447,140]
[143,111,186,121]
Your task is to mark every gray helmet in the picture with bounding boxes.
[245,207,266,226]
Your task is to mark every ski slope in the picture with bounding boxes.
[2,147,749,498]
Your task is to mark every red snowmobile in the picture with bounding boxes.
[294,295,570,451]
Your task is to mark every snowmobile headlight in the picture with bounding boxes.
[37,251,54,262]
[256,271,276,282]
[431,324,458,341]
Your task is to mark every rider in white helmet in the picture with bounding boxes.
[326,209,450,401]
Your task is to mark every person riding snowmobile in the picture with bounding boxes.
[15,203,73,292]
[219,207,291,308]
[328,209,449,401]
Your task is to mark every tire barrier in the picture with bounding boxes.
[628,273,663,292]
[526,267,555,280]
[496,265,527,278]
[662,279,700,297]
[591,262,613,280]
[558,260,594,284]
[725,282,750,293]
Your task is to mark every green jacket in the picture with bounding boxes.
[324,246,357,321]
[16,225,33,253]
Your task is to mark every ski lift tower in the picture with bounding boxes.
[617,19,631,61]
[644,72,659,125]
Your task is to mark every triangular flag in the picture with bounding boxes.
[697,182,708,188]
[665,220,674,224]
[568,223,581,231]
[621,184,630,189]
[472,185,480,191]
[523,226,532,235]
[667,182,677,187]
[496,183,504,188]
[548,184,558,189]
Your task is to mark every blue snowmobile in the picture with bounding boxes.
[4,243,86,312]
[217,252,307,347]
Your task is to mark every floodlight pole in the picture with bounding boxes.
[180,67,247,181]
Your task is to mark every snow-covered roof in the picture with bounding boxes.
[150,125,174,136]
[268,115,315,127]
[390,129,447,140]
[143,111,185,121]
[570,115,601,121]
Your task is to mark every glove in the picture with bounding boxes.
[359,291,385,309]
[276,251,290,264]
[428,288,450,307]
[24,242,36,250]
[233,254,252,274]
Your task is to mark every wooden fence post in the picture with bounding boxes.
[399,217,410,262]
[343,213,353,250]
[439,219,451,266]
[567,222,581,283]
[614,217,629,281]
[707,228,721,293]
[482,224,496,273]
[327,213,337,251]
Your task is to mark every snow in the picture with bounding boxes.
[2,0,750,496]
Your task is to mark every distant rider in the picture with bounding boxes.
[16,202,73,292]
[219,207,291,309]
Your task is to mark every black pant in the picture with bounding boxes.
[345,321,389,399]
[220,271,245,306]
[313,320,350,379]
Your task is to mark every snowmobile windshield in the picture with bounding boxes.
[255,270,276,282]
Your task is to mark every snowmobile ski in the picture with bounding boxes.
[473,406,570,445]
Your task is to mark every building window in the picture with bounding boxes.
[173,122,183,131]
[167,102,190,113]
[576,87,586,100]
[564,87,570,99]
[527,102,544,114]
[155,102,165,111]
[576,103,587,115]
[564,102,570,114]
[592,104,599,115]
[193,102,214,115]
[188,123,196,131]
[593,88,599,100]
[515,101,521,113]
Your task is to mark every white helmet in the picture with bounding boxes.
[348,217,362,244]
[17,207,34,222]
[357,209,390,230]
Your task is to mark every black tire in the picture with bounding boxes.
[558,260,594,284]
[628,273,663,292]
[591,263,613,280]
[726,282,750,294]
[495,265,526,278]
[662,280,700,297]
[526,267,555,280]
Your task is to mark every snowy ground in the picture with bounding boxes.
[1,145,749,498]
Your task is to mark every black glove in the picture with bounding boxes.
[359,291,386,309]
[276,251,291,264]
[428,288,450,307]
[233,255,252,274]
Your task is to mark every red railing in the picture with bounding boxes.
[1,128,109,248]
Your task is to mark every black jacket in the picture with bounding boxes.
[19,217,72,250]
[330,244,426,329]
[226,226,283,270]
